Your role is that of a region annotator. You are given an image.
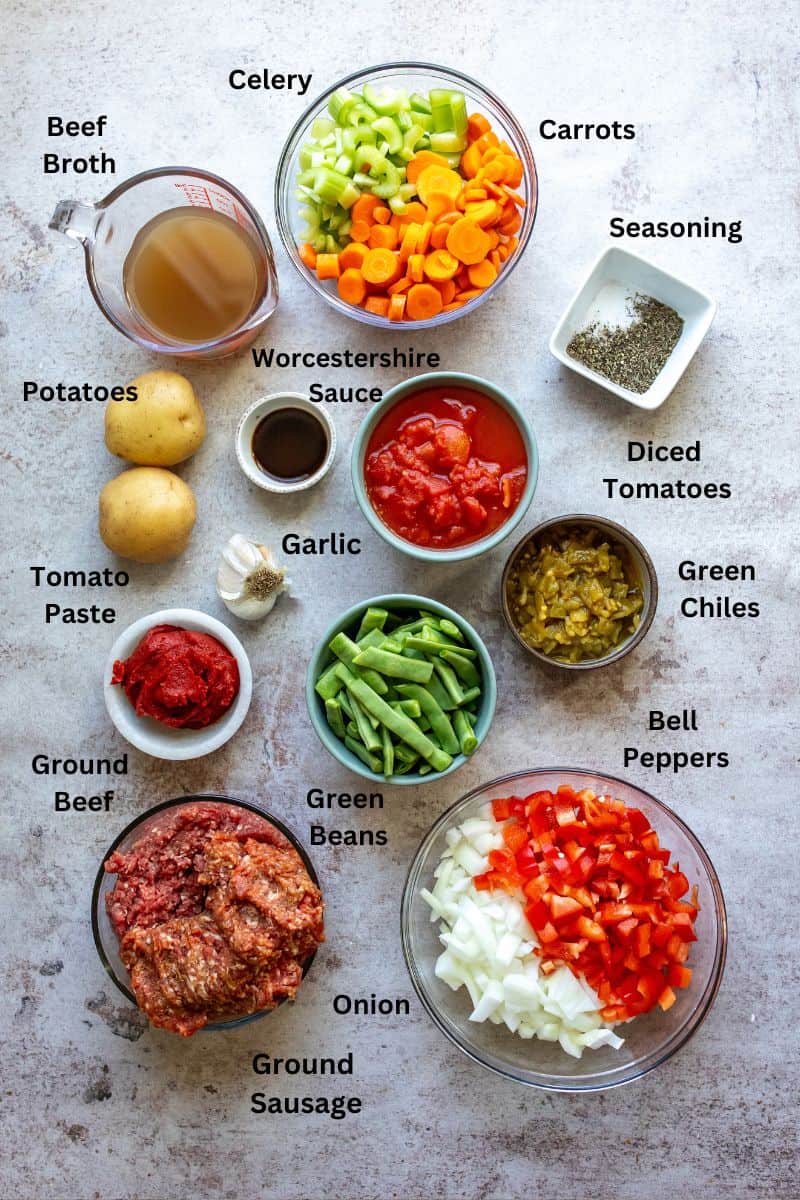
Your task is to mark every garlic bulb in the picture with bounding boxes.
[216,535,287,621]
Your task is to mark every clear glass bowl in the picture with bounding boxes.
[91,794,321,1033]
[274,62,537,329]
[401,768,727,1091]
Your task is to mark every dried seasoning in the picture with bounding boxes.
[567,293,684,393]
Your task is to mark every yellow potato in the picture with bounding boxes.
[105,370,206,466]
[99,467,197,563]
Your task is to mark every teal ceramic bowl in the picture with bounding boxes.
[305,593,497,786]
[351,371,539,563]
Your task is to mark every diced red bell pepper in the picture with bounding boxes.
[667,964,692,988]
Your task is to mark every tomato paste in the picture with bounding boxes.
[111,624,239,729]
[364,385,527,549]
[105,802,324,1036]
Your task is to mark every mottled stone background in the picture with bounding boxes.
[1,1,798,1197]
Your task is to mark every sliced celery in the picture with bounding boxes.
[328,86,356,122]
[450,93,468,139]
[363,83,409,115]
[373,116,403,155]
[399,124,425,162]
[313,167,359,208]
[409,92,432,114]
[311,116,335,139]
[429,131,467,155]
[429,88,453,133]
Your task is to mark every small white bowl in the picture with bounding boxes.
[104,608,253,760]
[236,393,336,494]
[549,245,717,410]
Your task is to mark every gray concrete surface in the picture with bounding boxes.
[1,1,798,1197]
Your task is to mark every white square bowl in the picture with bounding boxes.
[549,245,717,410]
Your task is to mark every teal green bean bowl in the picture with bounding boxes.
[305,594,497,786]
[351,371,538,563]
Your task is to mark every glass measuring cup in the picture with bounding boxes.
[50,166,279,359]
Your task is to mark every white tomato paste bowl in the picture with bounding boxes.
[351,371,538,563]
[104,607,253,761]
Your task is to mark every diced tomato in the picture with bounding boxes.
[461,495,488,528]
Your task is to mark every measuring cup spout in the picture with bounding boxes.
[49,199,98,243]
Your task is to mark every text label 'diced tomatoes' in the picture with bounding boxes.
[364,386,527,549]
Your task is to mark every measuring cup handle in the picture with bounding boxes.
[49,199,98,243]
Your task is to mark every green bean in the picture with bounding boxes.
[345,720,359,739]
[402,635,477,659]
[334,665,452,772]
[439,618,464,642]
[325,698,346,739]
[329,632,389,694]
[356,606,389,639]
[347,690,382,752]
[338,690,355,721]
[315,662,344,700]
[394,743,419,765]
[344,735,382,773]
[353,646,433,683]
[453,709,478,755]
[432,658,465,705]
[440,649,481,687]
[458,686,481,707]
[390,698,422,720]
[395,684,459,756]
[357,627,387,649]
[381,725,394,777]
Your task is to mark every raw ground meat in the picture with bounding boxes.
[104,802,323,1036]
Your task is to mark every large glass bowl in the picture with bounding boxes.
[275,62,537,329]
[401,768,726,1091]
[91,794,321,1033]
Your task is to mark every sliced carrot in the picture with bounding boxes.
[423,193,453,223]
[465,199,500,228]
[504,158,524,188]
[430,223,450,250]
[408,253,425,283]
[406,150,450,185]
[316,253,340,281]
[496,244,510,263]
[417,166,462,208]
[388,294,407,321]
[368,224,399,250]
[498,211,522,236]
[489,249,502,272]
[446,217,493,265]
[467,112,491,142]
[389,213,405,231]
[460,141,483,178]
[417,221,434,254]
[502,186,527,207]
[468,259,497,288]
[299,242,317,270]
[437,210,461,225]
[475,130,500,153]
[351,194,383,225]
[423,249,459,282]
[442,300,465,312]
[434,278,456,305]
[337,268,367,306]
[388,275,412,295]
[406,283,444,321]
[402,202,428,224]
[463,187,488,203]
[479,159,506,184]
[339,242,369,270]
[372,205,391,225]
[349,219,372,244]
[364,296,390,318]
[399,222,421,262]
[362,247,401,286]
[455,288,484,302]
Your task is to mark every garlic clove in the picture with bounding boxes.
[216,535,288,621]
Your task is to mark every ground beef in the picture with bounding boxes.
[104,802,323,1036]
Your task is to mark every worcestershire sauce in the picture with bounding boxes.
[252,408,328,482]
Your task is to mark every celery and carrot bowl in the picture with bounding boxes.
[275,63,537,328]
